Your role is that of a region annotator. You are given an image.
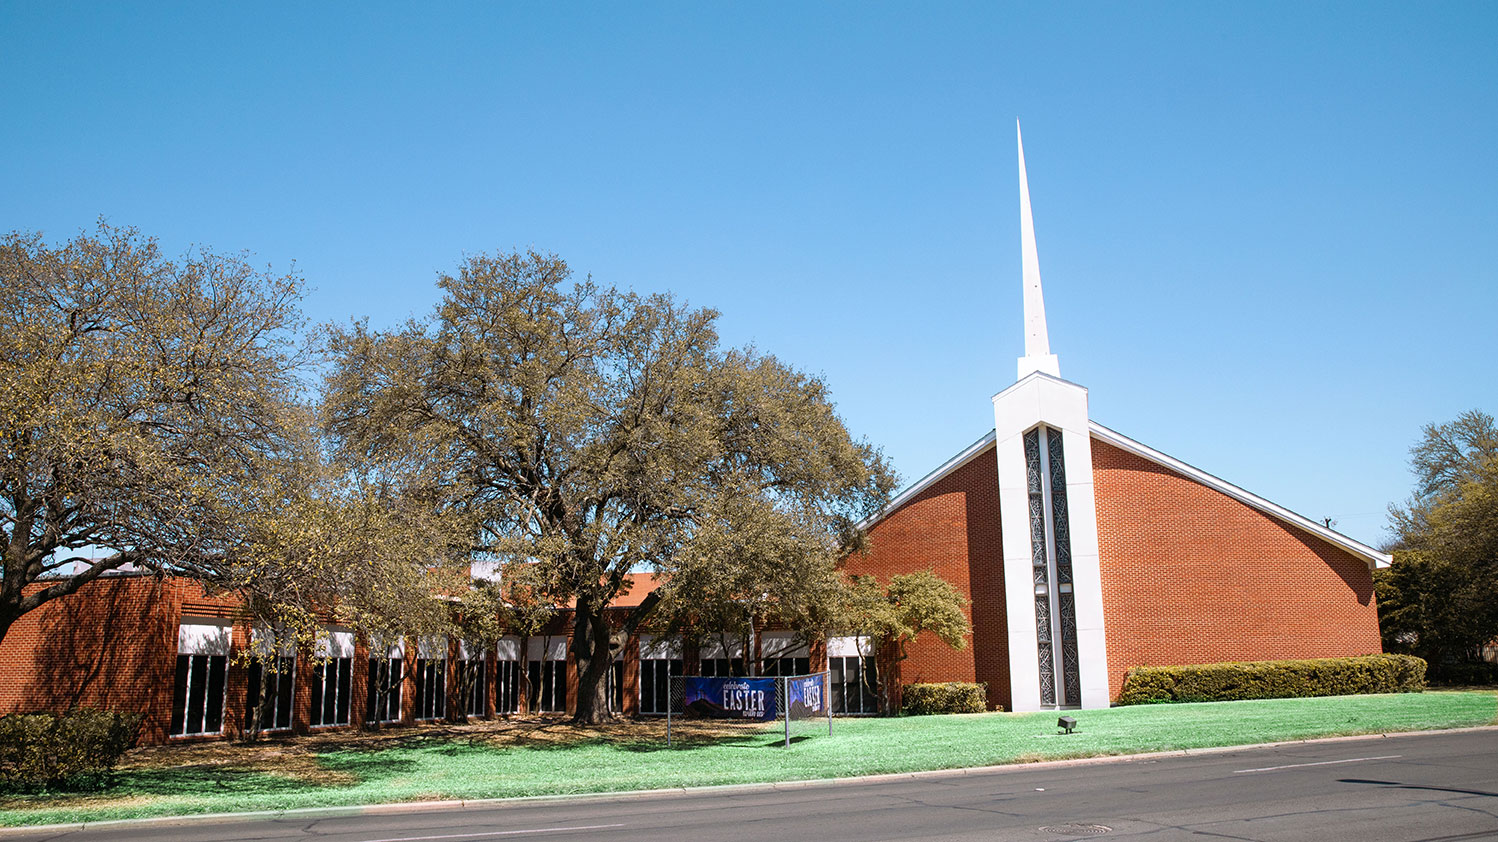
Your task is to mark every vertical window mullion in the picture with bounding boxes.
[186,655,208,734]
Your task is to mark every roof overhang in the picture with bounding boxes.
[857,430,997,530]
[1088,421,1391,569]
[857,423,1392,570]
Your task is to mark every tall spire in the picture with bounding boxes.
[1016,120,1060,380]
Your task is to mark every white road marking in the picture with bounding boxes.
[1233,754,1401,774]
[361,823,626,842]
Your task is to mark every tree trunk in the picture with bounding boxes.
[0,607,17,654]
[570,601,615,725]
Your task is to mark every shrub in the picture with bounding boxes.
[0,708,144,791]
[902,682,989,714]
[1116,654,1426,705]
[1428,660,1498,686]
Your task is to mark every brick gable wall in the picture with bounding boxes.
[1090,437,1383,698]
[843,445,1009,710]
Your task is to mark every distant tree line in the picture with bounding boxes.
[1378,410,1498,681]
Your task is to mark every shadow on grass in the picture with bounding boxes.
[118,766,325,797]
[1,767,321,805]
[378,719,788,755]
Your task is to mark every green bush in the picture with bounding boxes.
[902,682,990,714]
[0,709,144,791]
[1116,654,1426,705]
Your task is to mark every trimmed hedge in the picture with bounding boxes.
[902,682,990,714]
[0,709,144,791]
[1116,654,1426,705]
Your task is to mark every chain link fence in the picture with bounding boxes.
[665,672,830,747]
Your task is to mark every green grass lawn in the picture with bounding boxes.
[3,691,1493,828]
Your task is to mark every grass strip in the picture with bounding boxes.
[2,691,1493,827]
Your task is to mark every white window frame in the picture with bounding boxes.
[171,619,232,737]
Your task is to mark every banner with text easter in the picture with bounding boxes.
[682,676,777,720]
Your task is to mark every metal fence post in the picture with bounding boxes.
[783,676,790,748]
[826,670,832,737]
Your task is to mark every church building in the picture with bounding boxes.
[842,123,1389,712]
[0,126,1390,742]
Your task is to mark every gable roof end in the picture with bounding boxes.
[1088,421,1391,569]
[857,430,996,529]
[856,423,1392,570]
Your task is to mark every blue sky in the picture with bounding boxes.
[4,2,1495,546]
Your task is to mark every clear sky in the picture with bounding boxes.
[4,2,1495,547]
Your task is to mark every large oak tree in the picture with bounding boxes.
[1379,410,1498,672]
[324,251,893,723]
[0,223,306,647]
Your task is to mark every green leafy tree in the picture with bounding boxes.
[323,251,893,723]
[222,429,476,729]
[1379,410,1498,671]
[842,570,971,712]
[0,223,307,648]
[449,579,507,723]
[659,492,854,675]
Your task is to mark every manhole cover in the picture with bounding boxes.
[1039,824,1112,836]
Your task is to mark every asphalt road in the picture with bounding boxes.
[8,729,1498,842]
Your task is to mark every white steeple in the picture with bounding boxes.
[1016,120,1061,380]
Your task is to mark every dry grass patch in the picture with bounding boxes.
[115,715,768,776]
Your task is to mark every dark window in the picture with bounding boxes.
[606,660,624,712]
[170,654,227,736]
[311,658,352,726]
[365,658,404,723]
[413,658,446,720]
[460,658,488,718]
[639,659,683,715]
[830,655,879,714]
[527,658,567,713]
[245,656,296,731]
[700,658,746,677]
[495,659,521,714]
[760,657,810,677]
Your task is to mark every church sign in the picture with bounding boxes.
[682,676,777,720]
[786,674,824,716]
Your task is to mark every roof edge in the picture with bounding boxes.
[1089,421,1392,569]
[857,430,996,530]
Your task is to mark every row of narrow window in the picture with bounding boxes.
[170,653,878,737]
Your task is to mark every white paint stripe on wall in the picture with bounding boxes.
[178,619,232,656]
[759,631,809,659]
[827,635,873,658]
[700,634,747,659]
[496,636,521,661]
[318,628,354,658]
[527,636,568,661]
[638,633,682,660]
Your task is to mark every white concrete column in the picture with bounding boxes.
[994,372,1111,711]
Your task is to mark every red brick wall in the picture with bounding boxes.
[843,445,1009,710]
[0,575,245,743]
[1091,438,1383,698]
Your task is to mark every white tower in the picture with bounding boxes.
[1016,121,1060,380]
[993,122,1110,711]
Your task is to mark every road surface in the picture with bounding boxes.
[7,729,1497,842]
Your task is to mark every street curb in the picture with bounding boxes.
[5,724,1497,835]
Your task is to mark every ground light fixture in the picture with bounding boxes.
[1058,716,1078,735]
